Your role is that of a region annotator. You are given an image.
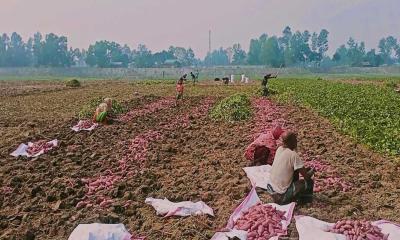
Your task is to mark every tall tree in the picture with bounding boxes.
[280,26,292,50]
[204,48,229,66]
[133,44,153,68]
[365,49,383,67]
[317,29,329,57]
[0,34,9,67]
[32,32,43,66]
[378,36,398,64]
[86,41,130,67]
[6,32,29,66]
[346,38,366,66]
[247,38,261,65]
[232,43,246,65]
[260,36,283,67]
[40,33,71,67]
[153,50,174,66]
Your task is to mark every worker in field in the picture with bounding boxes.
[222,76,230,85]
[104,98,113,112]
[175,78,185,106]
[180,74,187,81]
[93,103,110,124]
[267,132,315,204]
[190,72,197,85]
[262,73,278,96]
[244,125,284,166]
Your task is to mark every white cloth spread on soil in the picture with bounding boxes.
[68,223,132,240]
[71,120,98,132]
[295,215,400,240]
[243,165,272,189]
[10,139,58,158]
[145,197,214,217]
[211,187,296,240]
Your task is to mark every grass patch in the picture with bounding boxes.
[210,93,252,122]
[65,79,81,87]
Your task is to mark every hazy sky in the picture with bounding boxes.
[0,0,399,58]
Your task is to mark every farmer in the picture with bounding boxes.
[104,98,113,112]
[222,77,230,85]
[262,73,278,96]
[190,72,197,84]
[267,132,314,204]
[244,125,284,166]
[176,78,184,106]
[93,103,109,124]
[180,74,187,81]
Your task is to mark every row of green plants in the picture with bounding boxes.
[272,78,400,156]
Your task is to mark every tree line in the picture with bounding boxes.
[0,27,399,68]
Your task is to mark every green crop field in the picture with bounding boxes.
[271,78,400,156]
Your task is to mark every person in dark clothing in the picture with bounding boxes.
[262,73,277,96]
[190,72,197,84]
[180,74,187,81]
[222,77,230,85]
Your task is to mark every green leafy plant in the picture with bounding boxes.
[210,94,252,122]
[65,79,81,87]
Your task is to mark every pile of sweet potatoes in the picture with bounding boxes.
[234,203,286,240]
[328,220,389,240]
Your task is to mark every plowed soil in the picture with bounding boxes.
[0,80,399,240]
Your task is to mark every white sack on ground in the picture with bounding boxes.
[145,197,214,217]
[243,165,272,189]
[10,139,58,158]
[68,223,133,240]
[71,120,98,132]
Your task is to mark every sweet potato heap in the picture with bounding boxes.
[234,203,286,239]
[327,220,388,240]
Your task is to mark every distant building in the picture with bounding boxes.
[162,59,182,68]
[361,61,373,67]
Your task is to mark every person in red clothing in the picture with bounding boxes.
[175,78,184,106]
[244,125,284,166]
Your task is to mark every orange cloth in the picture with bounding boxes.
[176,84,184,93]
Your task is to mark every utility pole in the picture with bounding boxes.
[208,30,211,54]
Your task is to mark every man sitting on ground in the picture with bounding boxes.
[244,125,284,166]
[267,132,314,204]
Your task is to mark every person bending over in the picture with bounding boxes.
[244,125,284,166]
[267,132,314,204]
[262,73,277,96]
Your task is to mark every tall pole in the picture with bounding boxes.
[209,30,211,54]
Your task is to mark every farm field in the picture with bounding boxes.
[0,78,399,240]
